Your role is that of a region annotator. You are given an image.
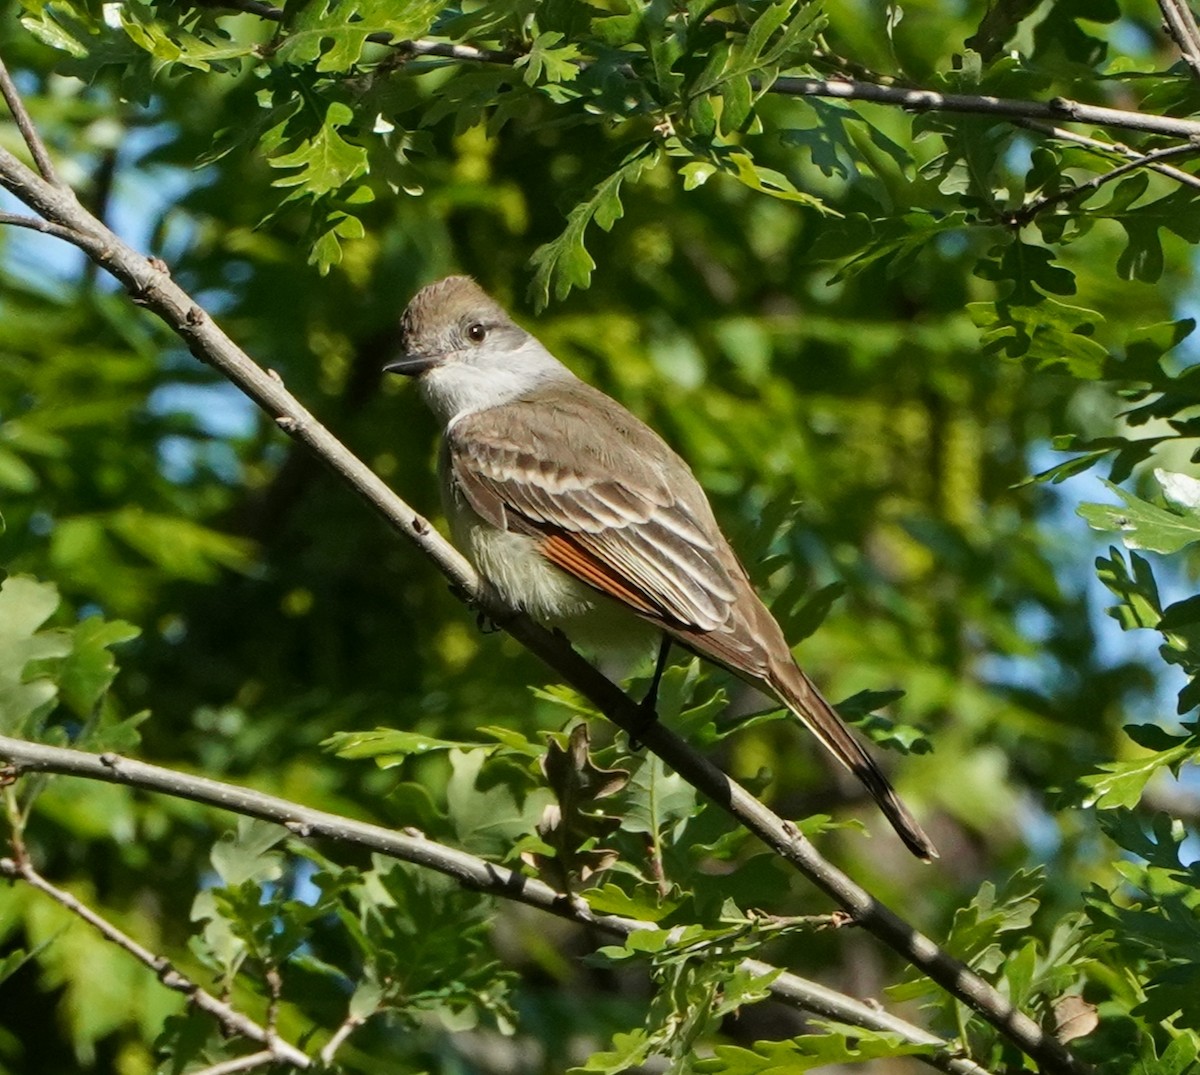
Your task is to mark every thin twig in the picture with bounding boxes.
[0,736,991,1075]
[770,77,1200,140]
[0,854,311,1068]
[190,1051,279,1075]
[0,210,81,242]
[1014,119,1200,190]
[319,1014,365,1066]
[1158,0,1200,80]
[264,965,283,1057]
[0,61,1084,1075]
[0,57,61,184]
[1009,138,1200,225]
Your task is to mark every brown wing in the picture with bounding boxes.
[446,380,739,633]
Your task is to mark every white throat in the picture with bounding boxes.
[418,338,575,426]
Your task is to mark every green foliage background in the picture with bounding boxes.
[2,0,1200,1072]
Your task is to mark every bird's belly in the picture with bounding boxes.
[466,519,594,621]
[450,506,658,674]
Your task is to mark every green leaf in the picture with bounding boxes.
[446,749,555,857]
[893,868,1043,1002]
[1132,1033,1200,1075]
[209,819,287,887]
[1095,548,1162,631]
[275,0,442,70]
[106,508,257,581]
[1081,725,1198,809]
[974,240,1076,303]
[724,149,830,208]
[324,728,480,765]
[310,210,366,275]
[585,884,682,922]
[515,31,581,85]
[0,576,70,734]
[837,691,932,755]
[969,299,1107,376]
[529,145,660,307]
[269,102,370,198]
[56,615,139,719]
[1079,480,1200,554]
[618,750,698,839]
[567,1029,654,1074]
[0,944,40,986]
[696,1026,934,1072]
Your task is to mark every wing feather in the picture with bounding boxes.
[447,382,738,632]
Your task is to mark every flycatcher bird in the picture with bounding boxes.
[385,276,936,861]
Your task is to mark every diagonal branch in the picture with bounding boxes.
[1158,0,1200,80]
[190,1052,280,1075]
[1014,119,1200,190]
[0,734,991,1075]
[0,60,1086,1075]
[0,853,311,1068]
[0,60,60,185]
[1009,138,1200,225]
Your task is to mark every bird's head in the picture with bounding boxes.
[385,276,564,422]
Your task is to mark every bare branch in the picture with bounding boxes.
[1010,138,1200,225]
[0,210,82,242]
[0,58,1086,1075]
[1014,119,1200,190]
[190,1051,279,1075]
[0,56,61,184]
[0,735,991,1075]
[0,854,311,1068]
[319,1014,365,1066]
[1159,0,1200,80]
[770,77,1200,140]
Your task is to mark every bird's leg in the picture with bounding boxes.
[456,579,517,634]
[629,637,672,749]
[642,636,672,717]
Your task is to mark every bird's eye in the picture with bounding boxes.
[467,322,487,343]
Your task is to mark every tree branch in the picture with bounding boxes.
[0,58,61,185]
[319,1015,365,1066]
[1014,119,1200,190]
[1158,0,1200,80]
[0,62,1087,1075]
[0,735,990,1075]
[769,77,1200,140]
[187,1051,279,1075]
[0,210,80,240]
[1009,138,1200,225]
[0,853,311,1068]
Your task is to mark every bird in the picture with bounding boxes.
[384,275,936,861]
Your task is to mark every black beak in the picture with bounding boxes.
[382,352,439,376]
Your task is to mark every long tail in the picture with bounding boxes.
[766,660,937,862]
